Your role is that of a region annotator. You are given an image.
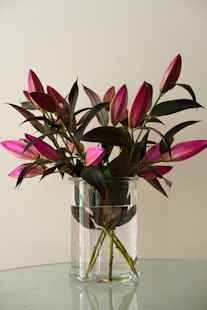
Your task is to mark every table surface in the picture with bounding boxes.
[0,260,207,310]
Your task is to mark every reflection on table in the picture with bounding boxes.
[0,260,207,309]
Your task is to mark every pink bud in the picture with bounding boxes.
[25,134,60,162]
[139,165,173,179]
[1,140,39,160]
[160,54,182,94]
[103,86,115,103]
[28,70,44,93]
[47,86,71,124]
[144,143,161,162]
[8,165,44,178]
[128,82,152,128]
[29,92,57,112]
[47,86,68,105]
[85,146,106,166]
[162,140,207,162]
[23,90,31,101]
[110,84,128,125]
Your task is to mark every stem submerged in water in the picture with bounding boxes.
[109,230,114,282]
[84,229,106,281]
[110,230,138,277]
[84,227,138,281]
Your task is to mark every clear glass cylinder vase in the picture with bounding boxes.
[69,177,139,283]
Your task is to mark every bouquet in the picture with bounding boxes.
[1,54,207,281]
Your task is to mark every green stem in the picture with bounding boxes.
[108,230,114,282]
[110,230,138,277]
[84,229,107,280]
[60,119,85,163]
[84,228,138,281]
[137,91,163,143]
[44,112,63,151]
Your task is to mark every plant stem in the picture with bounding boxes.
[84,228,138,281]
[110,230,138,277]
[108,230,114,282]
[84,229,107,280]
[60,119,85,163]
[136,92,163,143]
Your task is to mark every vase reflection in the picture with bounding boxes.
[70,279,139,310]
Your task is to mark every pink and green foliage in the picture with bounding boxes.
[1,54,207,197]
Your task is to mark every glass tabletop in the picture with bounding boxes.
[0,260,207,310]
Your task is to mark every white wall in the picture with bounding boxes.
[0,0,207,270]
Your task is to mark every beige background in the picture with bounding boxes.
[0,0,207,270]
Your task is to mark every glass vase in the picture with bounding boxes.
[69,177,139,283]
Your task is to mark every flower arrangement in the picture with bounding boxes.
[1,54,207,195]
[1,54,207,281]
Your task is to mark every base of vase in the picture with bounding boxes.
[69,262,140,283]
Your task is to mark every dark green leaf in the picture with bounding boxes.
[152,99,203,117]
[15,163,40,187]
[68,80,79,129]
[105,205,137,230]
[147,117,164,125]
[160,120,200,153]
[68,79,78,109]
[74,107,91,117]
[101,144,114,163]
[9,104,45,134]
[21,101,37,110]
[176,83,197,103]
[74,102,109,140]
[144,126,172,157]
[112,147,130,177]
[132,131,149,162]
[40,166,57,180]
[21,115,57,128]
[82,126,132,146]
[144,178,168,197]
[81,166,106,198]
[116,205,137,227]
